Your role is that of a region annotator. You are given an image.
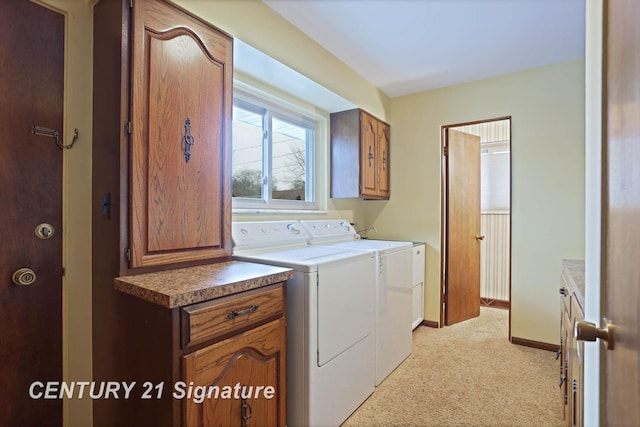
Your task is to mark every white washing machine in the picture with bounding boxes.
[231,221,375,427]
[300,219,413,386]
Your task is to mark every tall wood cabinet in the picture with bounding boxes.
[92,0,238,425]
[330,109,390,200]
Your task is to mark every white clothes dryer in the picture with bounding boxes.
[232,221,375,427]
[301,219,413,386]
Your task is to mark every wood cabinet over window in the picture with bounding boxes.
[330,109,390,200]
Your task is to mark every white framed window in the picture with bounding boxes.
[232,87,320,211]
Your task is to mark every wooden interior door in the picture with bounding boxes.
[0,2,64,425]
[603,0,640,423]
[360,111,378,197]
[445,129,481,325]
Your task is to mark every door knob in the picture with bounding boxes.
[476,234,485,240]
[575,318,614,350]
[12,268,37,286]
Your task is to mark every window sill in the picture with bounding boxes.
[232,208,329,215]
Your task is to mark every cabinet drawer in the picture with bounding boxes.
[181,283,284,348]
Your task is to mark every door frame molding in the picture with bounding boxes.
[439,116,512,335]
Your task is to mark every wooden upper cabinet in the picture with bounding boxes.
[330,109,390,200]
[130,0,232,268]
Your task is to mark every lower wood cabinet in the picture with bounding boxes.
[559,260,584,427]
[95,281,287,427]
[183,318,284,426]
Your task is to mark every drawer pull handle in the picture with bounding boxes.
[226,304,259,320]
[559,375,566,387]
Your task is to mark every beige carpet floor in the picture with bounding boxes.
[342,307,563,427]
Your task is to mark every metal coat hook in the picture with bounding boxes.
[32,126,79,150]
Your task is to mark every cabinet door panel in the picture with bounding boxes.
[130,0,232,268]
[183,318,285,427]
[360,112,378,197]
[147,32,223,252]
[377,121,390,197]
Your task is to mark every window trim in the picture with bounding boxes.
[232,82,325,212]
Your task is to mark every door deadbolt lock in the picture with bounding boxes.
[35,223,54,240]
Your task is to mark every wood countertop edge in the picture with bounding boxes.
[114,260,294,309]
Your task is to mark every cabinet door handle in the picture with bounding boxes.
[226,304,259,320]
[182,118,195,163]
[555,348,562,360]
[368,145,374,167]
[559,376,566,387]
[241,394,252,427]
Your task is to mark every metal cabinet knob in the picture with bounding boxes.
[12,268,37,286]
[476,234,485,240]
[575,318,614,350]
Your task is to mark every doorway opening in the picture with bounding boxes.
[440,117,512,332]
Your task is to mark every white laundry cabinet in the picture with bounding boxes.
[412,243,426,329]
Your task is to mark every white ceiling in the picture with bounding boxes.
[262,0,586,98]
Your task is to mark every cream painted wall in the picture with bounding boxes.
[32,0,94,426]
[53,1,386,425]
[172,0,390,121]
[170,0,394,226]
[44,0,586,424]
[364,58,586,344]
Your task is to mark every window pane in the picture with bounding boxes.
[232,106,263,199]
[272,117,307,201]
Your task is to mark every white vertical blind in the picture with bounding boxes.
[452,119,510,212]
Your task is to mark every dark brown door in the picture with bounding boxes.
[603,0,640,423]
[445,129,481,325]
[0,2,64,426]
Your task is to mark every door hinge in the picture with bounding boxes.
[125,121,132,135]
[128,0,133,9]
[443,145,448,156]
[125,248,131,262]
